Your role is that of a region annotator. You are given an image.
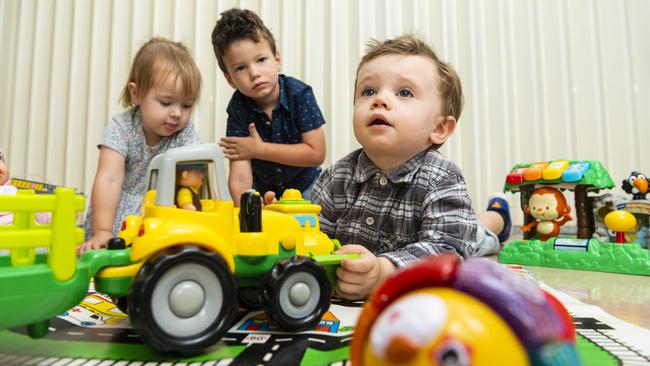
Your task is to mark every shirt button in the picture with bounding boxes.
[265,121,272,127]
[379,177,388,186]
[365,217,374,226]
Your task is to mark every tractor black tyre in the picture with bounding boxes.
[128,246,237,355]
[261,256,331,331]
[113,296,128,315]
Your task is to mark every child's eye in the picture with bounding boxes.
[398,89,413,97]
[361,88,376,97]
[235,65,245,72]
[257,57,267,63]
[159,101,171,106]
[182,103,193,109]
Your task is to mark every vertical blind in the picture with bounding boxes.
[1,0,648,224]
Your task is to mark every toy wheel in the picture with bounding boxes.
[238,286,263,310]
[27,319,50,338]
[128,246,237,354]
[262,256,331,331]
[113,296,128,315]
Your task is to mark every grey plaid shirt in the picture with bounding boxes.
[312,147,478,267]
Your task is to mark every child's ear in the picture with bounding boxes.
[274,52,281,70]
[223,72,236,89]
[128,82,140,105]
[429,116,457,145]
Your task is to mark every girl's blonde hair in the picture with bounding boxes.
[120,37,202,108]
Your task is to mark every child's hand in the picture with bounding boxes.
[77,230,113,255]
[335,244,396,300]
[263,191,277,205]
[219,123,265,160]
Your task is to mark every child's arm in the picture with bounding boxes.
[228,159,253,206]
[333,185,475,300]
[335,244,396,300]
[311,166,397,300]
[380,175,478,267]
[308,165,339,235]
[78,147,125,253]
[220,123,326,167]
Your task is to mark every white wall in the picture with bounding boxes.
[1,0,649,224]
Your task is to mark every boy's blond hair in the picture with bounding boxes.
[120,37,202,108]
[355,34,464,121]
[211,8,277,73]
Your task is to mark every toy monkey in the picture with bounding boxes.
[521,187,572,241]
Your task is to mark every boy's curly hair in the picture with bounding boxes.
[355,34,464,122]
[211,8,277,73]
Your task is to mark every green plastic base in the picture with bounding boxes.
[498,237,650,275]
[0,249,132,332]
[27,319,49,338]
[0,329,617,365]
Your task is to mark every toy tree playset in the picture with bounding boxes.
[0,144,356,355]
[499,160,650,275]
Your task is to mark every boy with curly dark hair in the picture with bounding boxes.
[212,8,326,205]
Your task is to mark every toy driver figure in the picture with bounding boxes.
[175,164,204,211]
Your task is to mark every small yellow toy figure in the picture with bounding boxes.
[175,164,204,211]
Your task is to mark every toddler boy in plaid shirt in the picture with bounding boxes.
[311,35,510,300]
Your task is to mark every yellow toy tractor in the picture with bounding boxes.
[93,144,354,354]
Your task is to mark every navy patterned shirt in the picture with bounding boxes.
[312,147,479,267]
[226,74,325,197]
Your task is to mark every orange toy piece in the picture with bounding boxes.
[523,162,549,181]
[521,187,572,241]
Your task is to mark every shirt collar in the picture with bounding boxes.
[352,147,438,184]
[276,74,290,111]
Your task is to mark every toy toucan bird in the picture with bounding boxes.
[622,171,648,200]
